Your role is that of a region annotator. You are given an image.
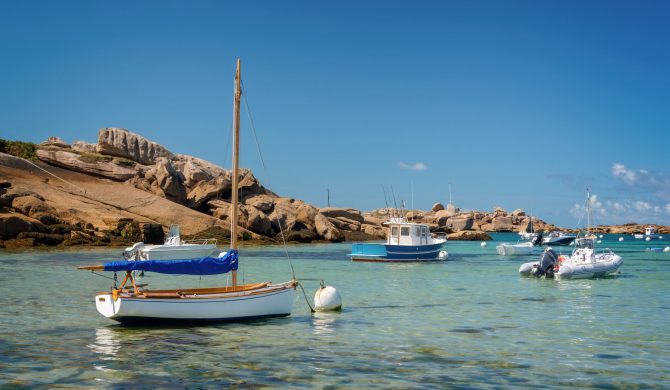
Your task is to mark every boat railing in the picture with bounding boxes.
[182,238,218,246]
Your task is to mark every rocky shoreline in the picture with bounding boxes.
[1,129,668,249]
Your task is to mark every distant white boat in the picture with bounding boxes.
[633,226,663,240]
[496,241,534,256]
[123,224,218,261]
[541,231,576,246]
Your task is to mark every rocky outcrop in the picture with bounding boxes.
[432,202,444,212]
[97,128,174,165]
[36,149,140,181]
[448,230,492,241]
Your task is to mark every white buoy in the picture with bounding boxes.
[599,235,603,239]
[659,236,664,239]
[480,242,487,247]
[645,237,651,241]
[664,246,670,252]
[597,240,602,244]
[438,250,448,260]
[314,281,342,312]
[618,237,624,242]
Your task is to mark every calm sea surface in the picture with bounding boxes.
[1,233,669,388]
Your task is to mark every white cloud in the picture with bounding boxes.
[612,163,637,184]
[633,201,652,212]
[398,162,427,171]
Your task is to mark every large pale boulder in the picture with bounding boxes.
[245,194,275,212]
[492,216,514,231]
[267,198,299,233]
[71,141,97,153]
[97,128,173,165]
[36,149,139,181]
[432,202,444,212]
[450,215,474,231]
[512,208,526,217]
[243,205,273,236]
[142,157,185,201]
[328,216,361,231]
[296,204,318,227]
[319,207,364,223]
[315,213,343,242]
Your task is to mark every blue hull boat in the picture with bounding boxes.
[350,241,447,262]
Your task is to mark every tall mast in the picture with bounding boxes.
[230,58,242,287]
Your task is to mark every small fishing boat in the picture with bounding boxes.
[78,59,297,324]
[541,231,576,246]
[496,241,534,256]
[518,215,538,241]
[519,189,622,280]
[349,217,447,262]
[633,226,663,240]
[123,224,217,260]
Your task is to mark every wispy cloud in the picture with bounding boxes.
[398,162,427,171]
[612,163,637,184]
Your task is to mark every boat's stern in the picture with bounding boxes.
[95,292,121,318]
[349,243,387,261]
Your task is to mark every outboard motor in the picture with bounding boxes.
[530,248,558,278]
[123,242,145,260]
[532,233,544,246]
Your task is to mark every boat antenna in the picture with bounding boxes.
[230,58,242,288]
[390,185,399,218]
[448,182,453,205]
[382,185,391,218]
[410,180,414,222]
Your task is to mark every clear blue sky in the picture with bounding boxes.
[2,0,669,227]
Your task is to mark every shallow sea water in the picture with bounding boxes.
[1,233,669,388]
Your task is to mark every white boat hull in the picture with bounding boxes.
[519,253,622,280]
[496,242,534,256]
[94,283,296,324]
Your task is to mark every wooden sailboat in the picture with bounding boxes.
[78,59,297,324]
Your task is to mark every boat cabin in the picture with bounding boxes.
[385,218,431,246]
[645,226,656,236]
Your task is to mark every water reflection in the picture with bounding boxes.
[312,312,340,336]
[88,327,121,361]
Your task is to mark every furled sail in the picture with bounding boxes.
[102,250,238,275]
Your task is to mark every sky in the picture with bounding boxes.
[1,0,669,227]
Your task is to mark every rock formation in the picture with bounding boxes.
[2,128,666,248]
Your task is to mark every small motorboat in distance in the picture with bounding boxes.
[123,224,218,261]
[542,231,576,246]
[349,217,447,262]
[633,226,663,240]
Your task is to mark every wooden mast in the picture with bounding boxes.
[230,58,242,287]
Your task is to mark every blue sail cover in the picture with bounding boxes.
[103,250,239,275]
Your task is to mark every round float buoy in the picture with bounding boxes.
[599,235,603,239]
[480,242,487,247]
[618,237,624,242]
[314,281,342,312]
[645,237,651,241]
[438,250,448,260]
[659,236,664,239]
[664,246,670,252]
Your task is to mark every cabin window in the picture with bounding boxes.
[421,227,427,237]
[401,227,410,236]
[414,226,420,237]
[391,226,398,236]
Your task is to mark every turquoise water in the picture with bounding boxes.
[1,233,669,388]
